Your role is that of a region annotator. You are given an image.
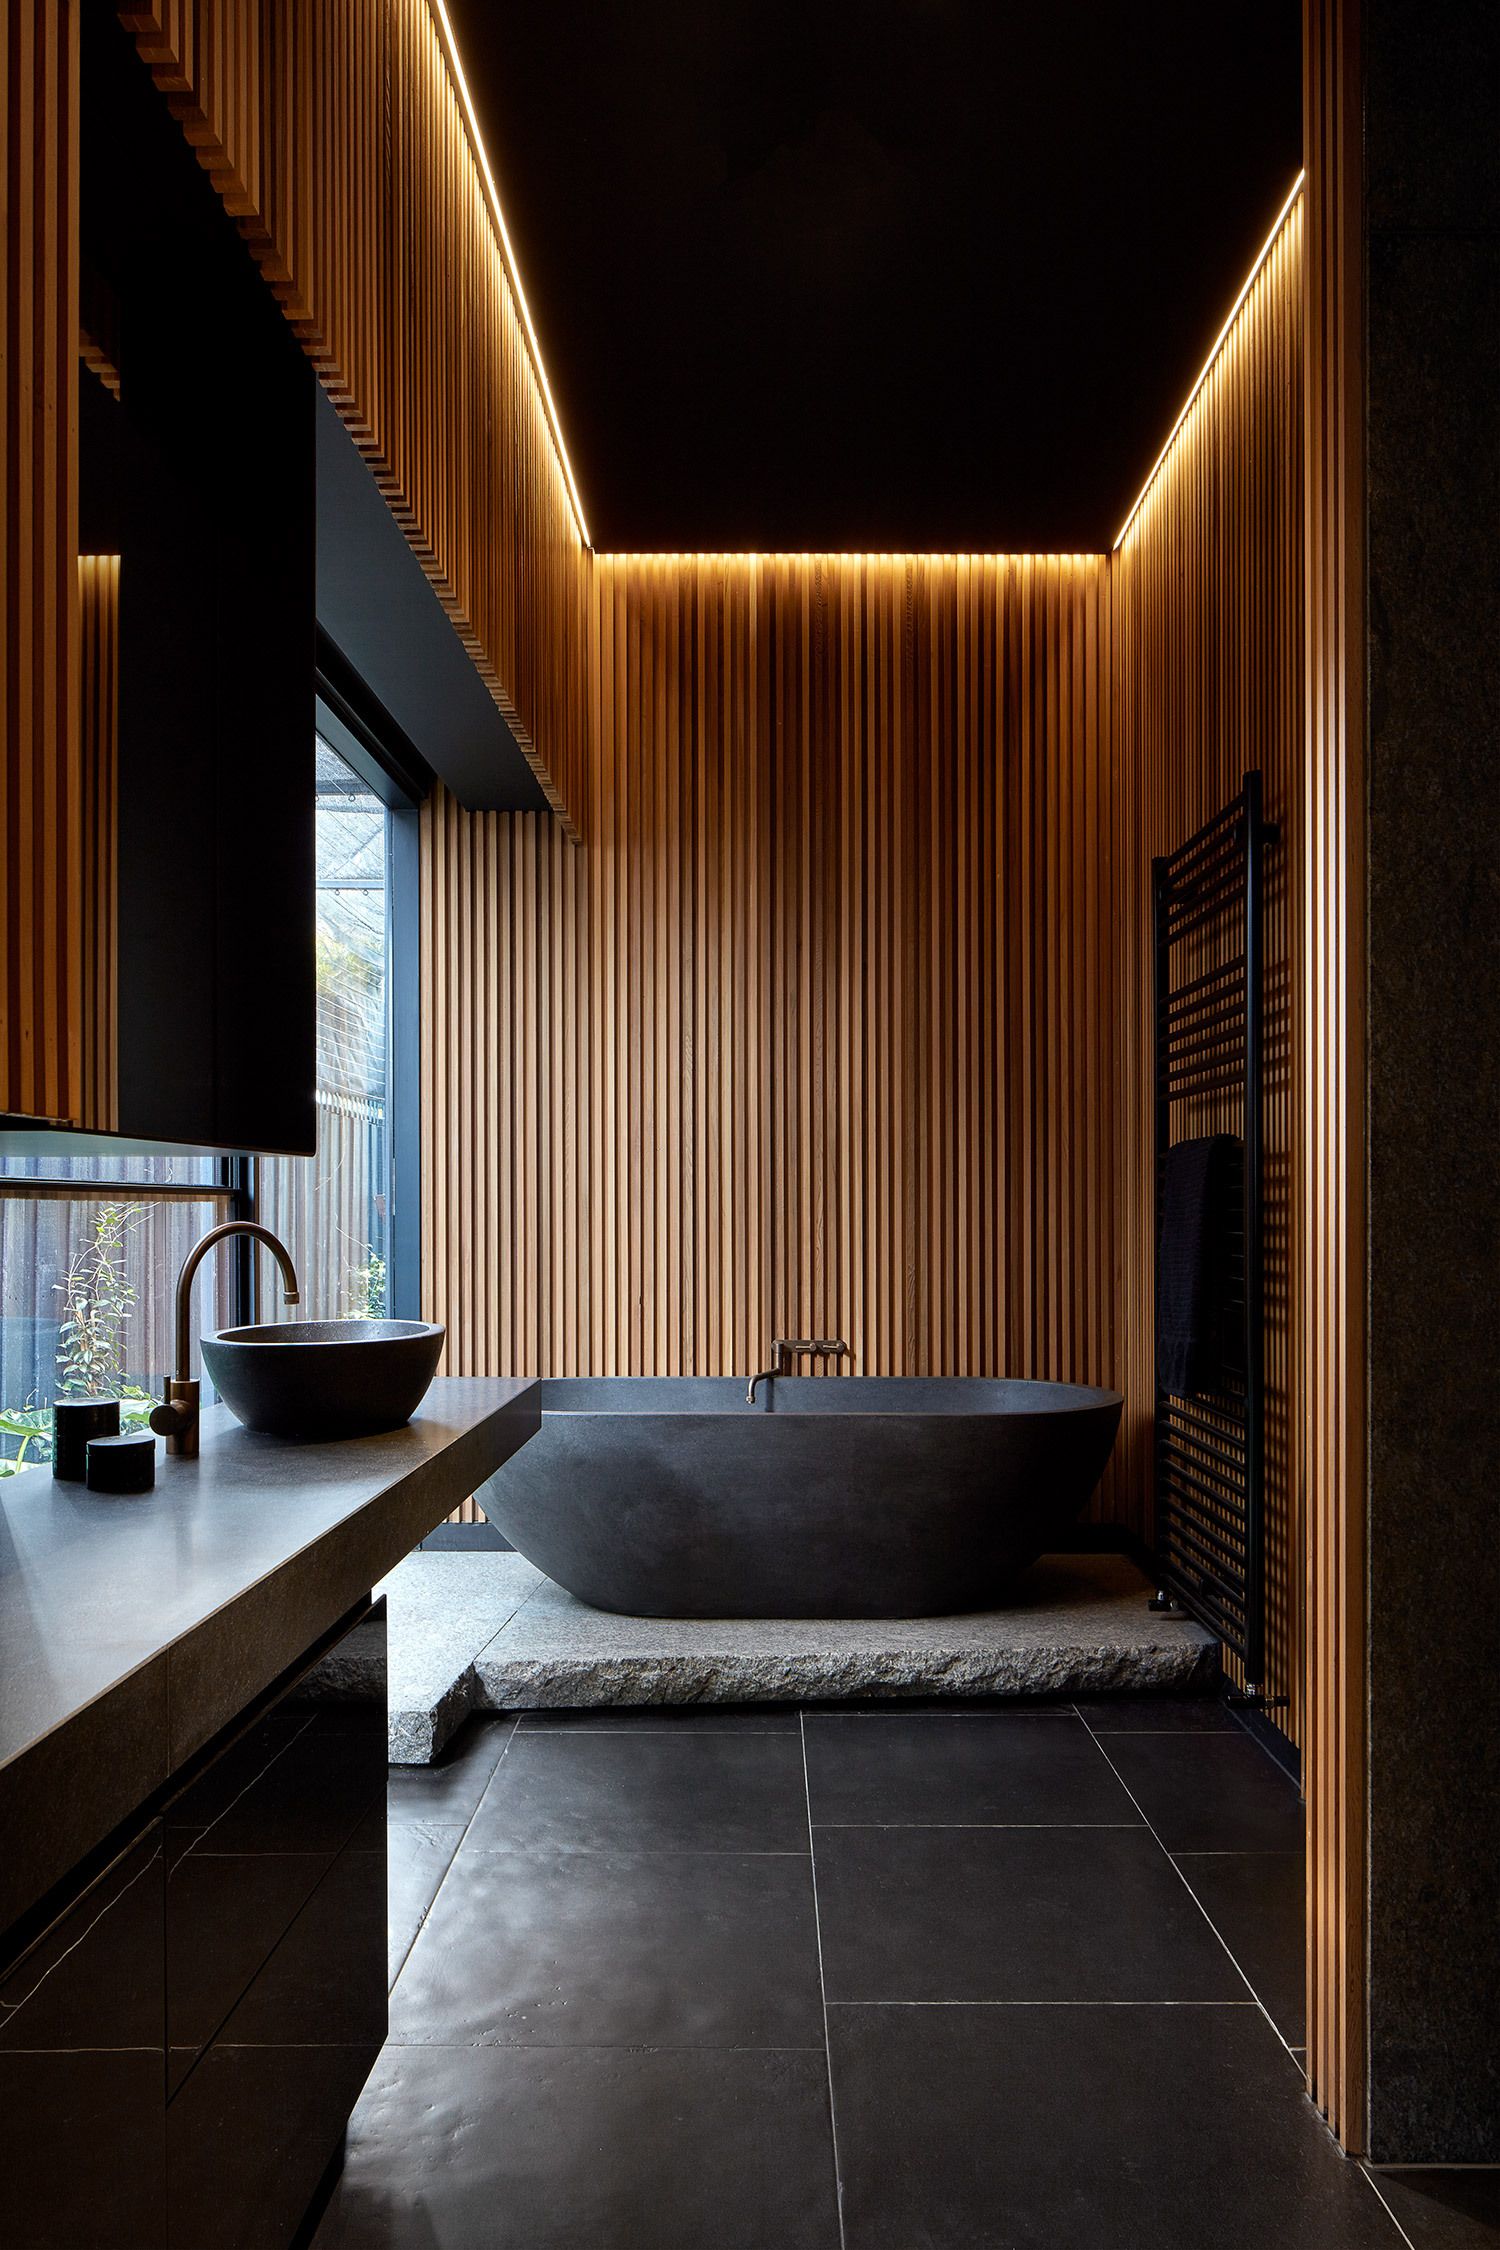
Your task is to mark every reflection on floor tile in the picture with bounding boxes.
[314,2045,841,2249]
[385,1822,464,1989]
[389,1846,823,2049]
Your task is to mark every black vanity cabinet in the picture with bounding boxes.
[0,1831,169,2246]
[0,1602,386,2249]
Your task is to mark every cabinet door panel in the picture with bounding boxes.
[164,1602,387,2246]
[0,1832,168,2248]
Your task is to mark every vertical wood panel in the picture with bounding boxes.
[2,0,82,1122]
[1302,0,1366,2150]
[422,553,1123,1518]
[1111,193,1306,1736]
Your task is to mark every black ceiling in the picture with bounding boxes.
[448,0,1301,554]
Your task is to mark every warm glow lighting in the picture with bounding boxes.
[1112,171,1305,552]
[428,0,592,548]
[599,550,1109,564]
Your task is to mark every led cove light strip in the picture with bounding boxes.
[429,0,592,548]
[1112,171,1305,552]
[429,6,1293,566]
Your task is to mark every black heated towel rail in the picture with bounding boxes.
[1151,771,1276,1687]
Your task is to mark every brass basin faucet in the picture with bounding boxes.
[149,1221,301,1458]
[746,1336,849,1406]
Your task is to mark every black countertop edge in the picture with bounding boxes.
[0,1377,538,1937]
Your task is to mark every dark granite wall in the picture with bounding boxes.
[1362,0,1500,2166]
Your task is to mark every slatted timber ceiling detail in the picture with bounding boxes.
[118,0,592,831]
[1111,191,1306,1740]
[1,0,82,1122]
[1302,0,1367,2154]
[423,553,1124,1518]
[77,556,120,1132]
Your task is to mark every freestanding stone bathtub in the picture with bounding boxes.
[474,1376,1123,1618]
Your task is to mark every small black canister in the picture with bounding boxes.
[53,1396,121,1481]
[86,1431,156,1495]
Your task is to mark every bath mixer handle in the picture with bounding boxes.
[746,1335,851,1405]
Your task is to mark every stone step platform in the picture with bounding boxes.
[376,1550,1217,1765]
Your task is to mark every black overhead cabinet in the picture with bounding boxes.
[76,7,315,1154]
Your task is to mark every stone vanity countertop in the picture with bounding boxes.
[0,1377,538,1939]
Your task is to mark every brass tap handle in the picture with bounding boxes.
[149,1376,201,1458]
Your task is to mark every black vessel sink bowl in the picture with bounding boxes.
[200,1319,446,1440]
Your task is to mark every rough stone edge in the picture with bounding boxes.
[386,1661,486,1765]
[293,1641,487,1766]
[472,1638,1220,1713]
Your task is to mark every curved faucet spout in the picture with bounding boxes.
[151,1221,301,1459]
[173,1221,300,1382]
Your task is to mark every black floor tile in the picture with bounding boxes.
[1097,1732,1305,1852]
[389,1846,824,2049]
[465,1730,811,1854]
[517,1702,801,1733]
[311,2044,841,2250]
[801,1696,1078,1716]
[386,1821,464,1989]
[1365,2168,1500,2248]
[1075,1694,1239,1732]
[803,1712,1139,1827]
[385,1716,515,1827]
[816,1826,1248,2003]
[1173,1851,1306,2045]
[828,2003,1403,2250]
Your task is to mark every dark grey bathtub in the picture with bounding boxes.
[475,1376,1122,1618]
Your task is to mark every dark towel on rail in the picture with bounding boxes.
[1157,1134,1240,1398]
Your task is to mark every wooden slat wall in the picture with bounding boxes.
[761,557,1116,1411]
[119,0,592,831]
[77,555,119,1132]
[424,553,1124,1519]
[1302,0,1366,2152]
[1,0,82,1122]
[1111,193,1306,1736]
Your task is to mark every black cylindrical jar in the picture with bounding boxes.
[53,1397,121,1481]
[86,1430,156,1494]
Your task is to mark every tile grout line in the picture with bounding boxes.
[800,1707,850,2250]
[1357,2169,1422,2249]
[811,1819,1146,1830]
[823,1999,1264,2009]
[1078,1720,1306,2070]
[386,1717,520,1991]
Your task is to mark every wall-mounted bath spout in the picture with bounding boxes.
[746,1336,850,1406]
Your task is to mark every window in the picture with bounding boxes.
[0,739,409,1477]
[0,1152,236,1474]
[255,740,392,1321]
